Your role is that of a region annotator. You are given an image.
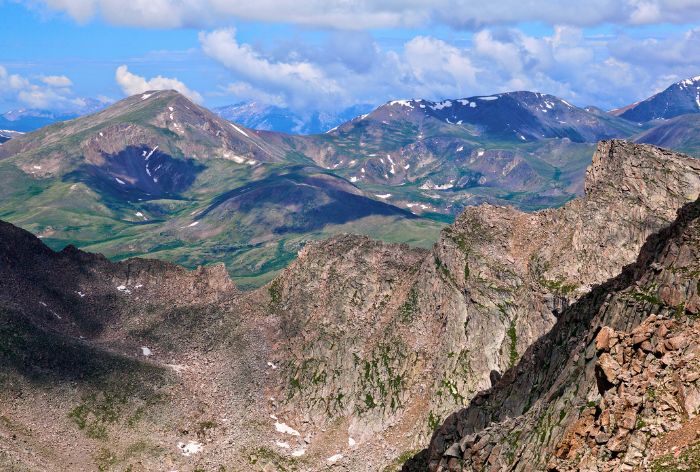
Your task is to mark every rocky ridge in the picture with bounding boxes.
[257,140,700,469]
[425,191,700,472]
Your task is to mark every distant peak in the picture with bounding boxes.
[133,89,185,101]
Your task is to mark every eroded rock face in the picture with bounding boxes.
[425,181,700,471]
[258,140,700,469]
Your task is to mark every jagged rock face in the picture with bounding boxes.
[258,140,700,469]
[425,140,700,414]
[425,194,700,472]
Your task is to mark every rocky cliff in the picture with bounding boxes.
[425,188,700,472]
[256,140,700,470]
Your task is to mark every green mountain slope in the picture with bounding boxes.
[0,90,442,289]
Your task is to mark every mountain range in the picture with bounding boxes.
[1,75,700,290]
[0,98,108,132]
[3,140,700,471]
[214,102,373,135]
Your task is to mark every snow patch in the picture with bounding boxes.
[431,100,453,110]
[178,441,203,456]
[292,449,306,457]
[267,361,278,370]
[389,100,414,108]
[327,454,343,463]
[115,178,126,185]
[230,123,249,138]
[456,146,464,152]
[141,93,152,100]
[76,291,86,298]
[375,193,392,199]
[141,346,152,357]
[561,99,574,108]
[144,146,158,160]
[275,441,291,449]
[188,221,199,227]
[420,182,453,190]
[33,165,41,170]
[275,422,300,437]
[478,96,499,101]
[350,176,358,183]
[348,437,356,447]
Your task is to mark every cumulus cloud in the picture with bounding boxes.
[33,0,700,29]
[199,29,342,110]
[41,75,73,87]
[402,36,479,98]
[0,66,90,110]
[198,23,700,112]
[114,65,203,103]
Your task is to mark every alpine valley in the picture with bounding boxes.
[4,74,700,472]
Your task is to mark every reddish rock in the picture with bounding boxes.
[596,326,617,351]
[598,353,621,384]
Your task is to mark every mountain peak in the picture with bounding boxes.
[616,74,700,122]
[343,90,634,144]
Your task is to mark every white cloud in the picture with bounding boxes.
[199,29,342,110]
[0,66,89,111]
[41,75,73,87]
[223,82,287,108]
[403,36,479,98]
[33,0,700,29]
[114,65,203,103]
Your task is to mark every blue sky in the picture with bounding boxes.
[2,0,700,114]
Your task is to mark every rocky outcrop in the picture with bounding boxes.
[257,140,700,469]
[425,181,700,471]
